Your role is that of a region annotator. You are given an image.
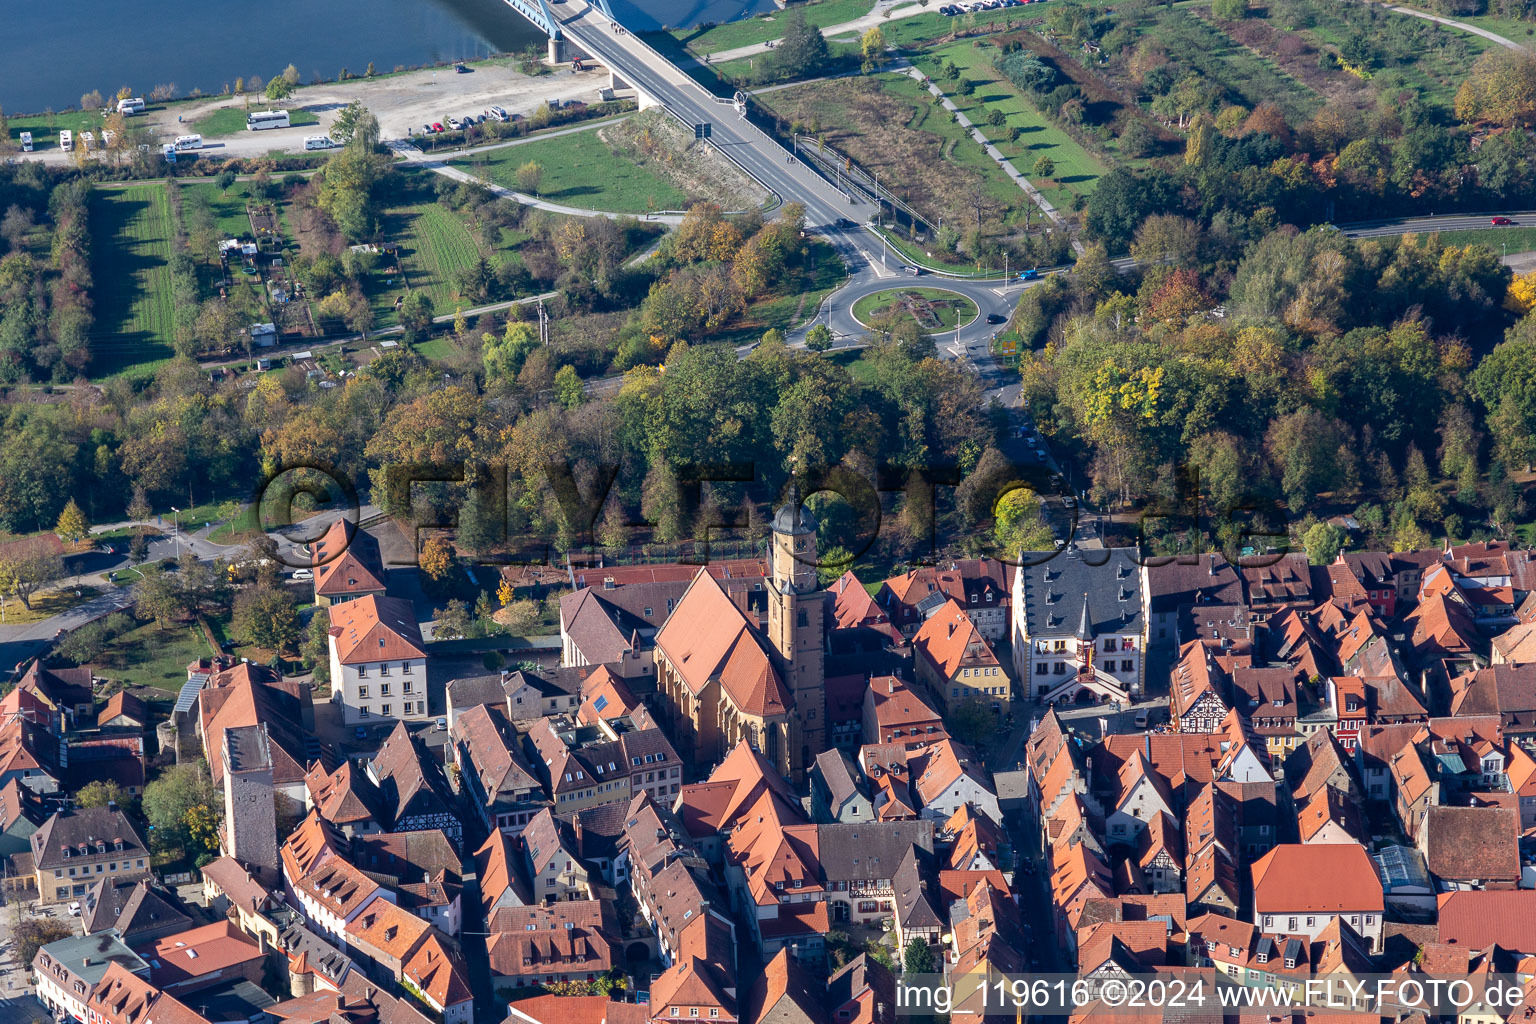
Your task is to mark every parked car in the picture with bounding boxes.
[435,717,448,730]
[355,726,368,740]
[1035,449,1047,461]
[291,568,314,581]
[446,117,463,130]
[431,122,445,132]
[1493,216,1515,226]
[68,902,82,916]
[423,124,435,134]
[455,63,471,73]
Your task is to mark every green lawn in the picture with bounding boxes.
[89,183,178,376]
[913,42,1109,208]
[669,0,877,54]
[95,620,216,691]
[852,286,979,329]
[452,126,689,214]
[191,106,320,138]
[1440,10,1536,45]
[7,110,107,150]
[179,181,262,238]
[1406,225,1536,256]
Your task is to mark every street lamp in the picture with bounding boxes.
[171,507,180,557]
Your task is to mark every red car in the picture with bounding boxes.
[431,122,445,133]
[1493,216,1514,226]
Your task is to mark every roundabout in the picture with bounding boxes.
[850,287,980,332]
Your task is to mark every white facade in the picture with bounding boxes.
[1015,628,1145,700]
[1256,907,1382,953]
[36,968,89,1023]
[919,775,1001,825]
[329,640,430,725]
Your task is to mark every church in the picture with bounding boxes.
[652,489,827,782]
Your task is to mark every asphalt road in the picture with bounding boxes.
[1339,211,1536,238]
[557,0,880,230]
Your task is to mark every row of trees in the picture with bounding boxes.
[0,172,95,381]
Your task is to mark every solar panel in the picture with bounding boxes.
[173,673,209,714]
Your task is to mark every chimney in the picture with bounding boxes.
[887,679,894,694]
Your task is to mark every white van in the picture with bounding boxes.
[304,135,337,150]
[117,97,145,115]
[19,131,32,152]
[173,134,203,150]
[162,143,177,163]
[59,130,73,152]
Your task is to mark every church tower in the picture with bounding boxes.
[767,485,826,781]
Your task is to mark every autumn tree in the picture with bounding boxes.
[1455,49,1536,127]
[1303,521,1346,566]
[420,536,454,580]
[0,544,64,611]
[15,918,72,971]
[861,26,886,72]
[515,161,544,195]
[993,487,1054,557]
[76,779,129,809]
[1033,155,1056,178]
[142,761,219,855]
[54,499,89,545]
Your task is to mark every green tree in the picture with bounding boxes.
[484,320,541,379]
[329,99,369,144]
[1211,0,1247,18]
[1303,521,1346,566]
[398,291,435,341]
[805,323,833,352]
[76,779,129,809]
[1032,155,1056,178]
[993,487,1054,557]
[264,76,295,102]
[233,585,303,654]
[142,761,218,855]
[553,364,585,409]
[904,936,938,976]
[771,10,831,80]
[302,607,332,685]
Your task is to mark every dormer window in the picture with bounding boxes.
[1284,957,1296,969]
[1256,951,1268,964]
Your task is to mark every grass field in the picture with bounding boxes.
[7,110,108,150]
[852,286,979,329]
[453,125,689,214]
[913,42,1109,208]
[191,106,320,137]
[89,183,178,376]
[0,586,101,626]
[179,180,266,238]
[391,203,485,312]
[95,620,216,691]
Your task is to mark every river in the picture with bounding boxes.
[0,0,775,115]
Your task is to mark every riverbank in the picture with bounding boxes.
[8,60,617,163]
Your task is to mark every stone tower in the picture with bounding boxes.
[766,485,826,781]
[222,723,278,881]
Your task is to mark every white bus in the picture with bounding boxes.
[304,135,337,150]
[117,97,145,115]
[173,134,203,150]
[59,130,73,152]
[247,109,290,131]
[19,132,32,152]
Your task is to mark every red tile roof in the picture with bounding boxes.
[328,595,425,664]
[1251,844,1382,914]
